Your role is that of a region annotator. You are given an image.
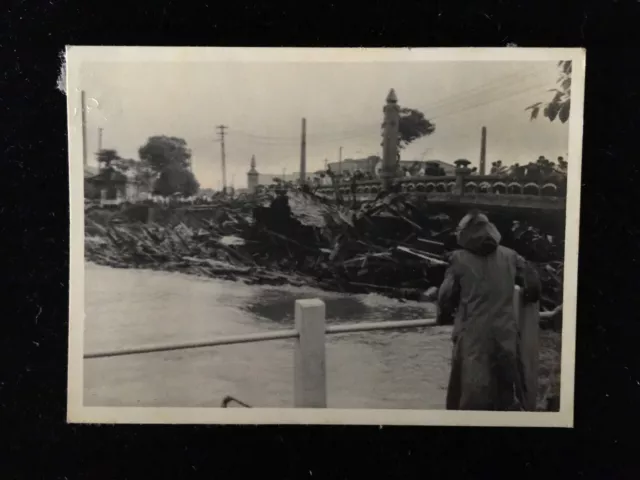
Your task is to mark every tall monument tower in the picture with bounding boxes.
[247,155,259,193]
[381,89,400,190]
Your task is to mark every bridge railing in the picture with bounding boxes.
[84,287,547,409]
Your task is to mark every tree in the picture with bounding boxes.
[382,107,436,150]
[152,165,200,197]
[138,136,192,173]
[556,156,568,174]
[138,136,199,197]
[526,61,572,124]
[96,149,120,168]
[399,108,436,148]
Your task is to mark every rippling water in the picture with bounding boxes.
[84,262,453,409]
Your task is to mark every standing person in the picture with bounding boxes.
[437,210,541,411]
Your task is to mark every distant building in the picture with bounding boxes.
[327,157,456,177]
[246,155,300,192]
[198,188,216,196]
[327,156,380,175]
[369,158,456,177]
[422,160,456,175]
[85,165,149,204]
[257,172,302,185]
[85,167,128,204]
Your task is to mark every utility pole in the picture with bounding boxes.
[216,125,228,194]
[479,126,487,175]
[98,127,103,151]
[338,146,343,174]
[81,90,88,167]
[299,118,307,185]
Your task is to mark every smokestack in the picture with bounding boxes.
[479,126,487,175]
[300,118,307,184]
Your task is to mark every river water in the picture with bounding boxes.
[84,262,453,409]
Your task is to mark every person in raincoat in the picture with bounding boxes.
[437,210,541,411]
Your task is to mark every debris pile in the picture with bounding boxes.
[85,190,564,310]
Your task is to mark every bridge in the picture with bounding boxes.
[313,173,566,213]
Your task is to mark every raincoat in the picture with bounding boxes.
[438,212,540,411]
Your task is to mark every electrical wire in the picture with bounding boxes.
[226,68,555,145]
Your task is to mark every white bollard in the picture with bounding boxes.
[514,285,541,411]
[520,300,541,411]
[294,298,327,408]
[513,285,522,325]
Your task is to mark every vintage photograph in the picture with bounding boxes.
[67,47,585,426]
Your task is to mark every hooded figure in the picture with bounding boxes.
[438,211,540,411]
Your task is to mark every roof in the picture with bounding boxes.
[86,167,128,184]
[84,165,99,177]
[401,159,456,168]
[425,160,457,169]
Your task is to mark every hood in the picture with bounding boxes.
[456,213,501,256]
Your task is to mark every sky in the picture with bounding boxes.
[80,59,570,189]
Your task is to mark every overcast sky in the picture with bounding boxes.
[81,60,569,189]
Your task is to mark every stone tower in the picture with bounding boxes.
[247,155,259,193]
[381,88,400,190]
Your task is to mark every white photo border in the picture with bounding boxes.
[67,46,585,427]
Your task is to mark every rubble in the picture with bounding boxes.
[85,189,564,312]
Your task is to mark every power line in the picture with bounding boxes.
[430,82,551,121]
[213,67,555,155]
[227,73,553,145]
[420,65,550,114]
[227,82,549,147]
[228,129,379,147]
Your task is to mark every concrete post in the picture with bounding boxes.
[454,170,465,195]
[294,298,327,408]
[514,285,541,411]
[453,159,472,195]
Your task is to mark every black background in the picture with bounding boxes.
[2,0,640,478]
